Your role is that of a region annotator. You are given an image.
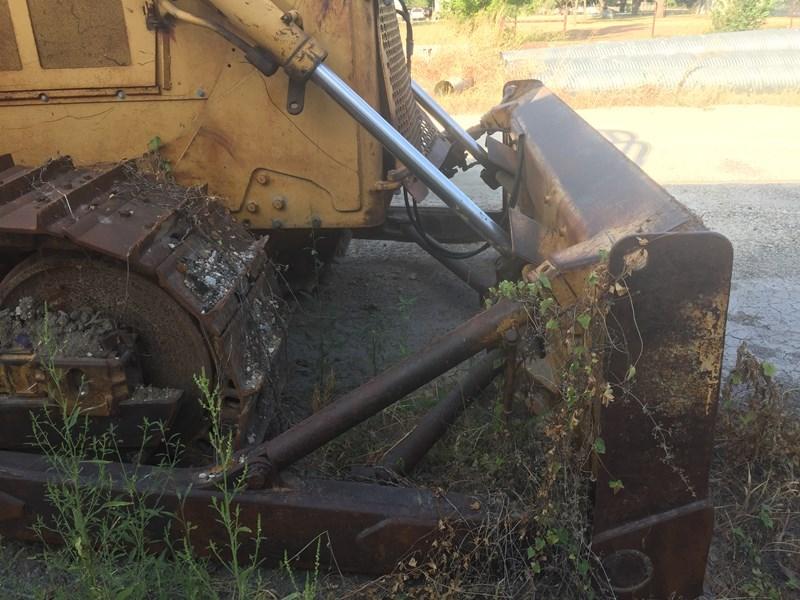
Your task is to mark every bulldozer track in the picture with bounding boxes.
[0,154,285,448]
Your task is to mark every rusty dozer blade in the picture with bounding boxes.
[478,80,733,598]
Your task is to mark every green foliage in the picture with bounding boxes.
[444,0,531,17]
[28,307,209,599]
[710,343,800,596]
[145,136,172,176]
[712,0,774,31]
[21,308,284,599]
[281,536,322,600]
[195,371,265,599]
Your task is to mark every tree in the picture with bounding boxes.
[443,0,529,17]
[443,0,491,16]
[712,0,774,30]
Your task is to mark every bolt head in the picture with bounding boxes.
[246,201,258,213]
[272,195,286,210]
[271,219,284,229]
[256,173,270,185]
[310,216,322,229]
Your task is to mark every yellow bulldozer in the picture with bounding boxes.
[0,1,732,597]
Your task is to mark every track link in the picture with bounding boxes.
[0,154,285,448]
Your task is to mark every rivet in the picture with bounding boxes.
[256,172,270,185]
[246,201,258,213]
[272,195,286,210]
[271,219,284,229]
[196,88,206,98]
[310,216,322,229]
[38,93,49,103]
[116,90,126,100]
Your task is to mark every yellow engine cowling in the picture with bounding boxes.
[0,0,387,231]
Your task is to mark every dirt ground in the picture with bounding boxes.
[413,13,796,47]
[411,15,800,113]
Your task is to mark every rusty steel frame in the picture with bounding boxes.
[0,301,526,574]
[0,330,142,417]
[224,299,524,484]
[379,349,503,477]
[0,450,484,575]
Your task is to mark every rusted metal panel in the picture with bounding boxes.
[593,500,714,599]
[0,0,21,71]
[595,232,732,530]
[0,340,141,417]
[481,80,702,268]
[0,390,180,450]
[591,232,733,598]
[0,0,156,93]
[27,0,131,69]
[0,450,484,574]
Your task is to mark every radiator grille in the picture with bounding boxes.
[377,3,436,155]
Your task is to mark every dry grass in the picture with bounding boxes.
[412,14,794,47]
[410,15,800,113]
[707,345,800,597]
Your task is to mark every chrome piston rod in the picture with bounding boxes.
[411,81,490,166]
[311,63,512,254]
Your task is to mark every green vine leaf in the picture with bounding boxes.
[538,274,552,290]
[577,313,591,330]
[593,437,606,455]
[602,383,615,406]
[609,479,624,494]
